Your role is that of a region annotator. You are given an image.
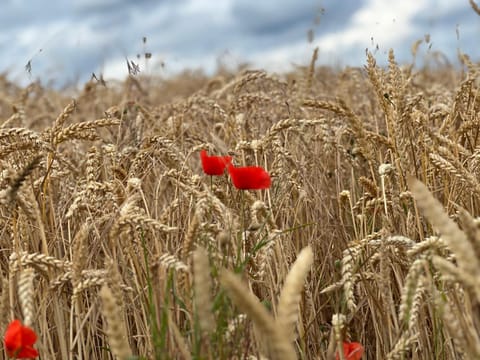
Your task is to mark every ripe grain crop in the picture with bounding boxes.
[0,39,480,359]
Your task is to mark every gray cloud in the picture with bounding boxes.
[231,0,317,35]
[410,3,480,61]
[72,0,154,15]
[0,1,71,28]
[0,0,478,87]
[317,0,367,33]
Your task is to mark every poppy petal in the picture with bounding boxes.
[20,326,38,345]
[227,164,271,190]
[200,150,232,176]
[17,345,39,358]
[346,342,364,360]
[4,320,22,354]
[336,341,364,360]
[4,320,39,359]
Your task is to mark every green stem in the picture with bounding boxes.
[241,191,245,258]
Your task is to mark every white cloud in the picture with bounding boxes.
[315,0,428,63]
[248,41,314,72]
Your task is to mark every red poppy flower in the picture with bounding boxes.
[4,319,39,358]
[335,341,364,360]
[227,163,271,190]
[200,150,232,176]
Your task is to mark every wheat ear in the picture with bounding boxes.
[220,270,296,360]
[99,285,132,360]
[408,177,480,290]
[193,246,214,334]
[276,246,313,341]
[18,267,35,327]
[470,0,480,15]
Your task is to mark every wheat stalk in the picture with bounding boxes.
[0,276,9,332]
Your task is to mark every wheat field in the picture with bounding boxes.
[1,40,480,360]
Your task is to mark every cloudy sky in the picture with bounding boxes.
[1,0,479,87]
